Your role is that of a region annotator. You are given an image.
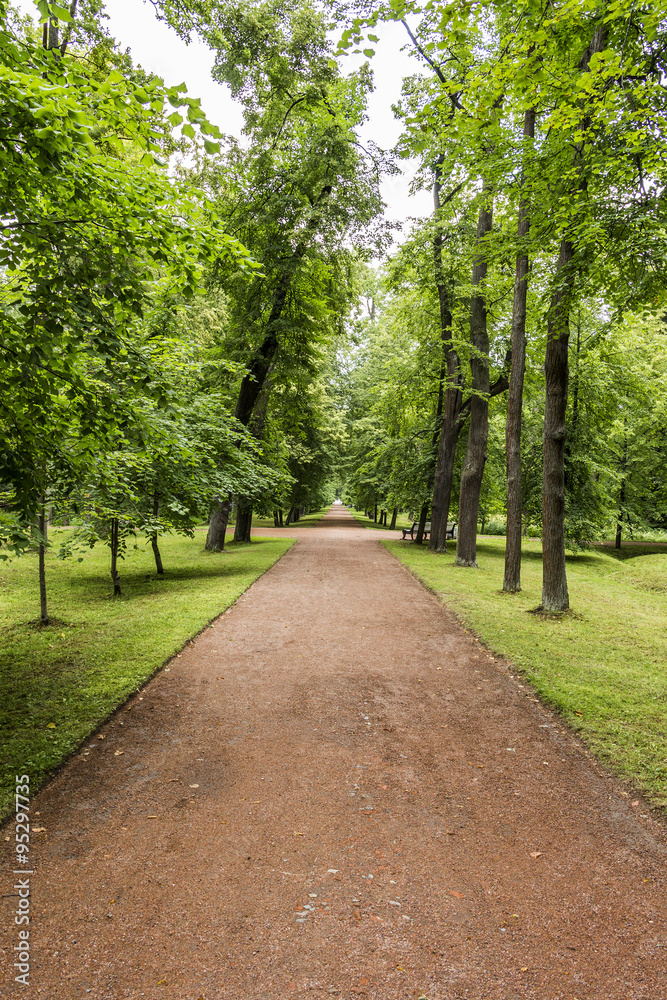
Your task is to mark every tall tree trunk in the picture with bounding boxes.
[373,504,377,523]
[389,506,398,530]
[541,239,575,611]
[614,505,624,549]
[38,506,48,625]
[504,107,536,592]
[615,431,628,549]
[456,192,494,567]
[541,24,607,609]
[110,517,121,596]
[206,497,230,551]
[234,185,332,430]
[415,502,429,545]
[430,159,466,553]
[234,500,253,542]
[150,494,164,575]
[564,311,582,493]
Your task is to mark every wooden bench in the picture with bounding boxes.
[402,521,431,540]
[401,521,457,540]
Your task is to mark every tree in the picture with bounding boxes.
[172,0,386,542]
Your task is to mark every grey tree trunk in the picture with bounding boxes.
[389,506,398,530]
[110,517,121,596]
[206,498,230,551]
[234,501,253,542]
[541,238,574,611]
[504,107,536,592]
[615,505,624,549]
[456,194,494,567]
[541,26,606,610]
[151,494,164,575]
[429,160,465,553]
[415,502,429,545]
[38,507,48,625]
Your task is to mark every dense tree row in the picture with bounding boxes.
[2,0,666,623]
[339,0,667,610]
[0,0,384,621]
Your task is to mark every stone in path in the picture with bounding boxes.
[1,507,665,999]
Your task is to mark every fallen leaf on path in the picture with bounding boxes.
[114,750,124,756]
[97,735,105,740]
[449,891,464,898]
[147,815,158,819]
[46,723,56,729]
[520,966,528,972]
[529,851,542,858]
[293,831,305,836]
[33,827,46,833]
[189,784,199,789]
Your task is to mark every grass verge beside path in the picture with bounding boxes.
[386,536,667,812]
[0,533,293,821]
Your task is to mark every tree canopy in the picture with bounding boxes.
[2,0,667,619]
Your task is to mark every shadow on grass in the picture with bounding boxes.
[599,545,667,562]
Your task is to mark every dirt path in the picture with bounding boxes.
[2,507,665,999]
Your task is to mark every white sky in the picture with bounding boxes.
[15,0,433,233]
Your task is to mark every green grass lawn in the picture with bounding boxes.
[0,532,293,820]
[386,536,667,811]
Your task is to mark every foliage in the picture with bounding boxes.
[0,0,258,551]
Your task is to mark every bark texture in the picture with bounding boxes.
[151,495,164,575]
[234,502,253,543]
[456,195,494,567]
[541,239,574,611]
[415,502,429,545]
[429,160,466,553]
[503,107,535,592]
[206,498,231,551]
[38,507,48,625]
[541,24,606,611]
[110,517,121,596]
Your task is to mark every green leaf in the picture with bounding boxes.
[50,2,73,21]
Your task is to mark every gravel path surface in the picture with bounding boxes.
[2,506,665,999]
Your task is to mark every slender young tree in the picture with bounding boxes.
[503,107,535,592]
